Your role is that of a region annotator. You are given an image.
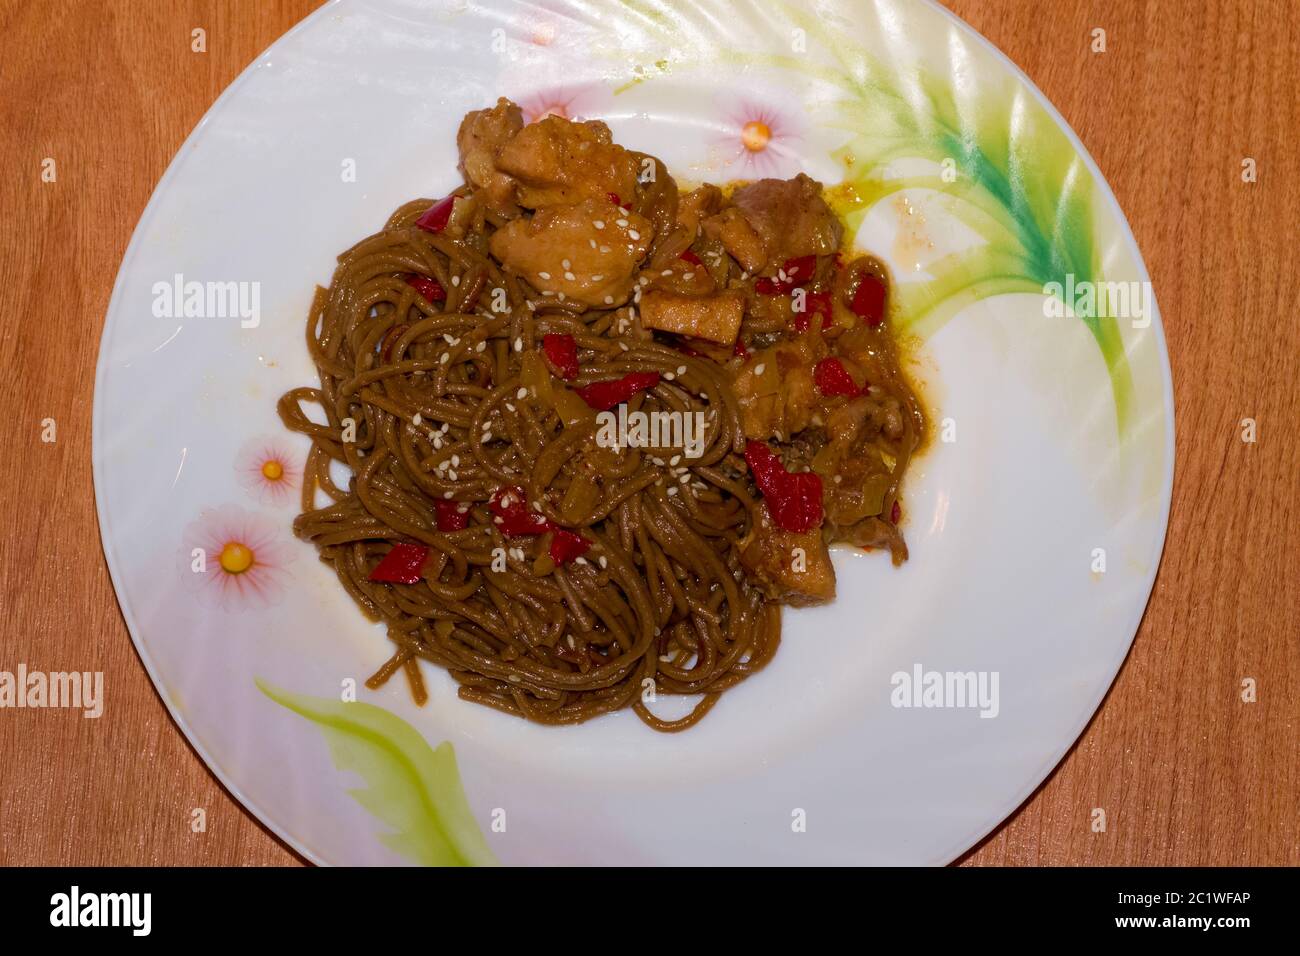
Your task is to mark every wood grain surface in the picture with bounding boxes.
[0,0,1295,867]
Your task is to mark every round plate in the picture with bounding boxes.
[94,0,1173,865]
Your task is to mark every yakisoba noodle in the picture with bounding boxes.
[279,100,922,732]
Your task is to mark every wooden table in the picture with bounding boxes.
[1,0,1295,866]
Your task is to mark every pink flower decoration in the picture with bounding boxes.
[180,504,294,610]
[515,84,609,125]
[236,437,300,507]
[712,97,806,177]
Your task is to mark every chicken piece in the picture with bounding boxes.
[701,206,769,273]
[708,174,843,273]
[676,184,722,237]
[489,197,651,308]
[739,502,836,606]
[496,116,642,210]
[640,289,744,344]
[457,98,524,216]
[731,335,829,440]
[644,251,717,297]
[733,174,842,261]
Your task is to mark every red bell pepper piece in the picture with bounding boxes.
[405,274,446,303]
[890,499,902,524]
[575,371,660,411]
[793,290,834,333]
[368,542,430,584]
[744,440,823,533]
[605,192,629,210]
[849,273,887,327]
[415,194,456,233]
[549,527,591,564]
[679,248,702,266]
[813,357,862,397]
[489,486,550,536]
[755,255,818,295]
[733,338,748,359]
[435,500,470,532]
[541,333,579,380]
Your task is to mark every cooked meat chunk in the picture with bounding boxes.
[701,206,769,273]
[644,254,717,297]
[676,184,723,237]
[456,97,524,215]
[731,335,829,439]
[712,174,842,273]
[738,502,836,606]
[489,197,651,307]
[496,116,642,210]
[641,289,744,343]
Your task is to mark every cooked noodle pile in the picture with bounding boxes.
[279,99,922,731]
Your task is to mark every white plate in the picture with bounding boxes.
[94,0,1174,865]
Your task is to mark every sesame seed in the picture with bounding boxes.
[562,259,571,270]
[598,555,608,568]
[628,229,640,240]
[754,363,766,375]
[451,454,460,466]
[412,413,422,425]
[667,486,679,497]
[557,292,566,302]
[615,218,628,227]
[451,275,461,287]
[591,274,604,282]
[589,239,597,248]
[678,473,690,484]
[476,341,486,352]
[538,271,551,280]
[599,245,611,254]
[603,295,614,305]
[481,420,492,430]
[516,387,528,399]
[676,365,686,375]
[447,469,458,480]
[481,432,493,443]
[514,337,523,351]
[684,272,695,280]
[506,402,516,412]
[593,220,605,229]
[575,556,588,566]
[661,270,673,277]
[664,372,675,381]
[440,353,450,364]
[444,491,453,499]
[564,271,576,281]
[669,455,680,466]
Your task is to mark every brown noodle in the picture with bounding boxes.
[279,196,783,732]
